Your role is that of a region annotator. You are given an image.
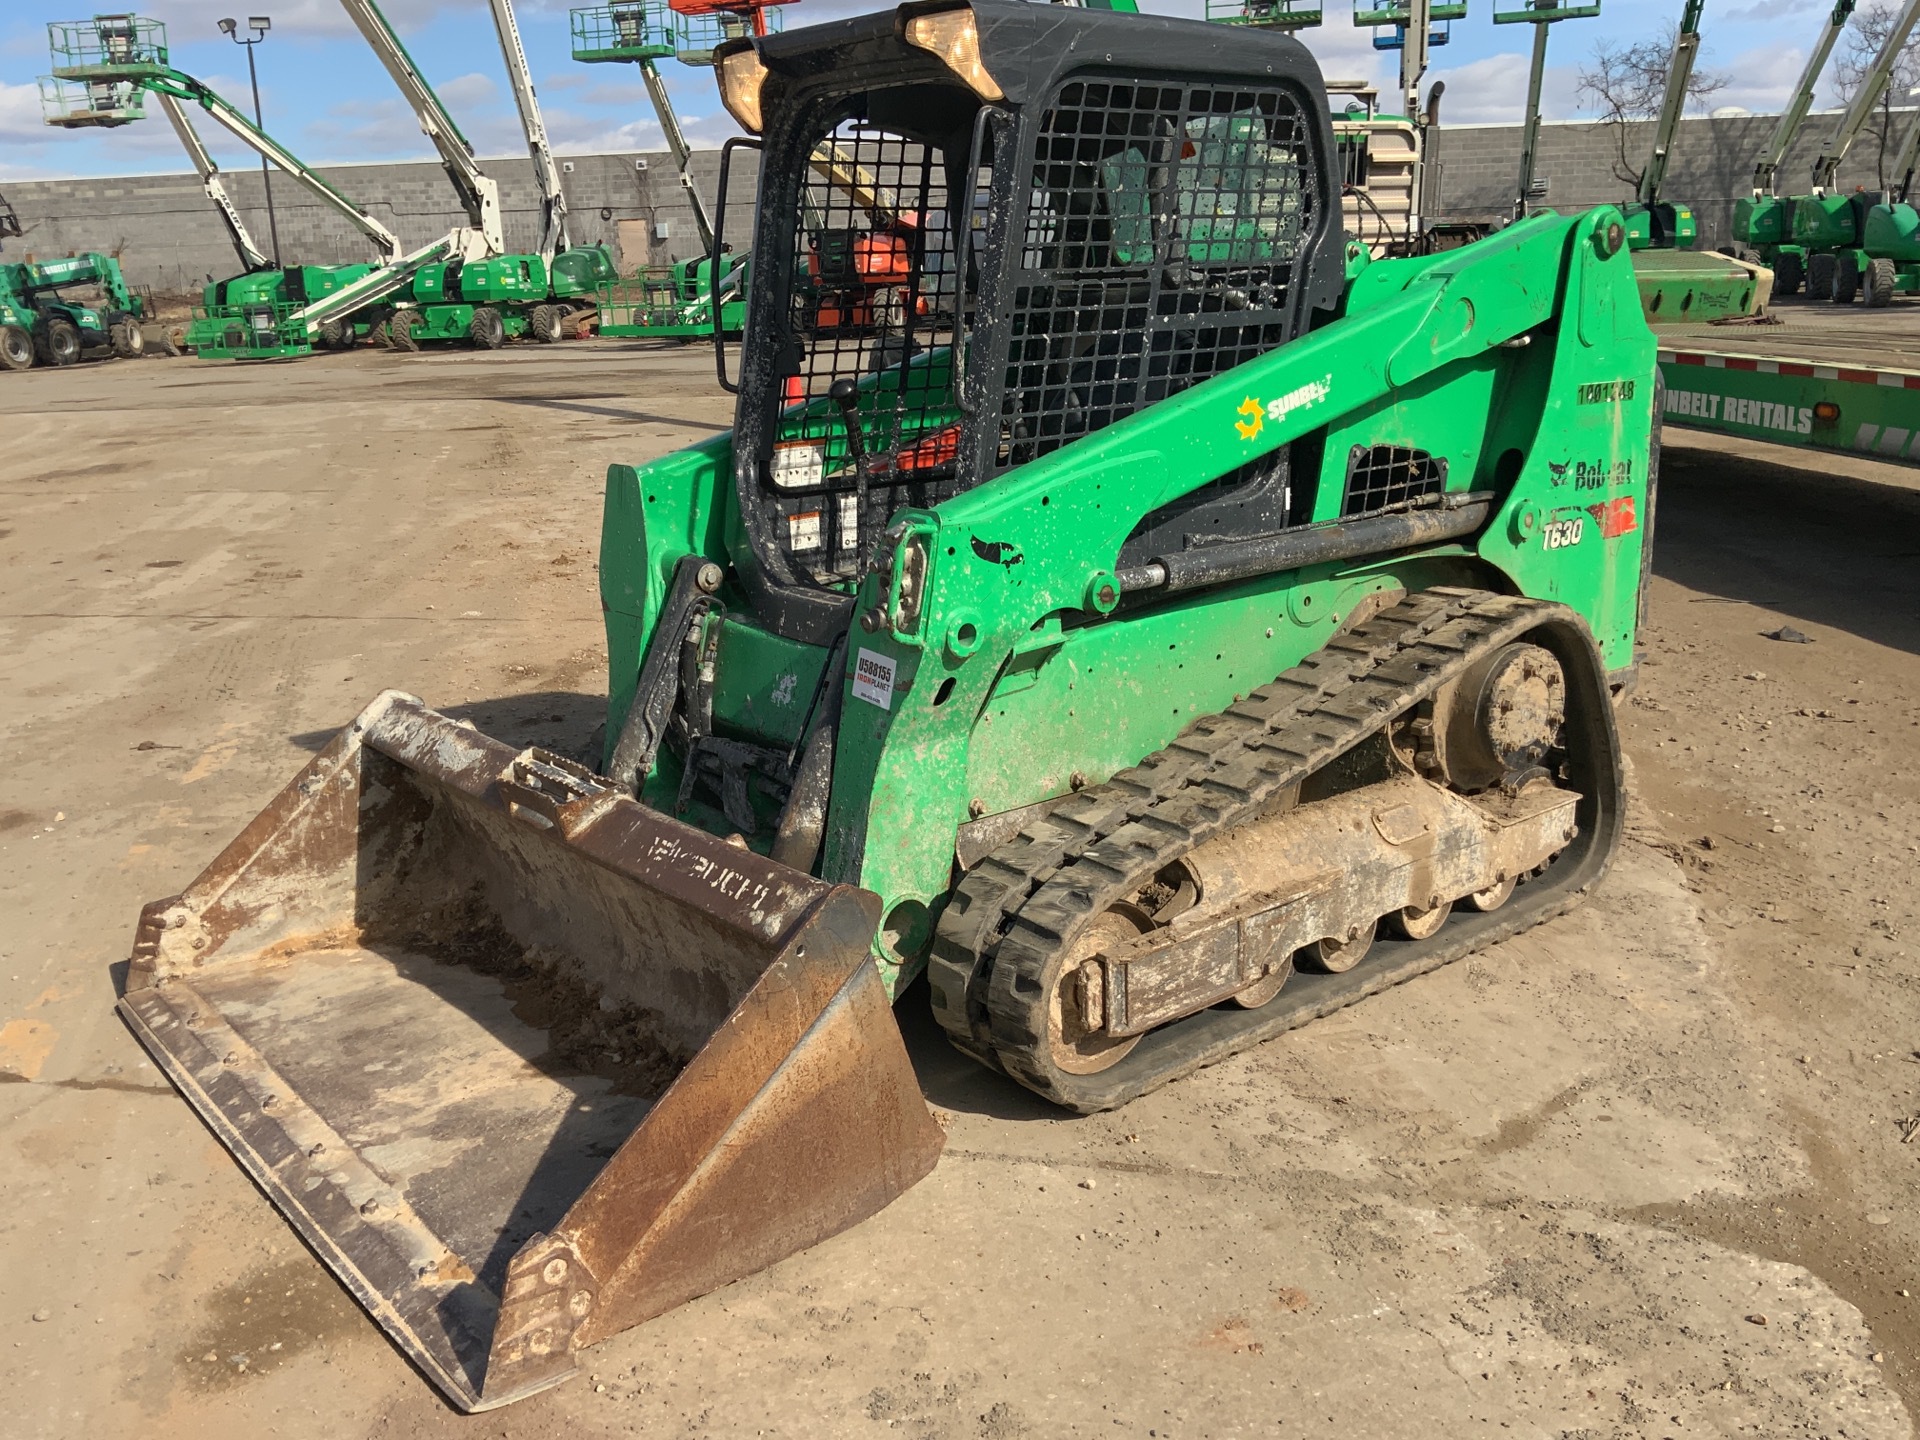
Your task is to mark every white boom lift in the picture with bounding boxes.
[1807,0,1920,193]
[154,91,272,273]
[1750,0,1858,197]
[487,0,572,261]
[335,0,506,254]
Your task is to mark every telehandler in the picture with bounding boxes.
[121,0,1656,1412]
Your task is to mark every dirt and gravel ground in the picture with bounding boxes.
[1,346,1916,1440]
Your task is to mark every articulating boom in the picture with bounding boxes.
[488,0,572,259]
[1752,0,1856,196]
[146,71,404,261]
[336,0,505,253]
[1638,0,1705,206]
[154,91,272,272]
[1809,0,1920,193]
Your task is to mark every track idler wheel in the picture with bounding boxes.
[1302,920,1376,974]
[1048,909,1150,1075]
[1388,900,1452,940]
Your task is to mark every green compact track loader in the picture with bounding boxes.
[120,0,1657,1413]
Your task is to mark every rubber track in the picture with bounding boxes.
[928,587,1603,1109]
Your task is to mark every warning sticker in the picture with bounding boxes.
[853,648,896,711]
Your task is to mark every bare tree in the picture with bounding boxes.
[1577,24,1731,191]
[1831,1,1920,190]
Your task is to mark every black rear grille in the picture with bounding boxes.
[1342,444,1446,517]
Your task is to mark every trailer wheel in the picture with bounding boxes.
[1773,252,1802,296]
[36,317,81,367]
[390,312,421,352]
[1807,252,1836,302]
[0,324,33,371]
[1832,254,1860,304]
[1864,257,1898,309]
[109,320,145,359]
[530,304,560,343]
[469,306,506,349]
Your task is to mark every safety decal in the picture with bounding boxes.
[1586,496,1638,538]
[1235,376,1332,441]
[853,648,897,711]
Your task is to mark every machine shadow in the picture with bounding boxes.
[1653,437,1920,656]
[893,975,1064,1124]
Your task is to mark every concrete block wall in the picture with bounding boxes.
[1428,110,1920,249]
[6,108,1914,291]
[2,148,757,294]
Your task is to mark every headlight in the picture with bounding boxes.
[716,44,769,133]
[905,7,1003,101]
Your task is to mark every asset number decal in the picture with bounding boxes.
[1543,518,1585,550]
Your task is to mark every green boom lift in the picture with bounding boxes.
[122,0,1655,1412]
[1618,0,1770,321]
[1729,0,1857,295]
[570,0,771,340]
[337,0,613,351]
[1790,0,1920,303]
[1853,107,1920,305]
[42,13,494,359]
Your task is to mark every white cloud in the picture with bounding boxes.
[131,0,471,42]
[0,79,46,147]
[1424,53,1585,124]
[437,71,497,109]
[1717,42,1818,114]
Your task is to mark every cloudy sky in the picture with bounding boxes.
[0,0,1857,181]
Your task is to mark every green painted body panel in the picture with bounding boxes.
[1792,192,1858,249]
[1863,201,1920,262]
[599,208,1655,992]
[549,245,618,298]
[710,621,831,750]
[1624,201,1698,250]
[1733,194,1789,247]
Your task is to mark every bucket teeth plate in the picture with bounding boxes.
[119,691,944,1410]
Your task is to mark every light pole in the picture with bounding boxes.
[218,16,281,267]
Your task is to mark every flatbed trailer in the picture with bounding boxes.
[1658,297,1920,468]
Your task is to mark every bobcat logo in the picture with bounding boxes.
[1546,460,1571,486]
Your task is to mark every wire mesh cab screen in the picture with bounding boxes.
[999,77,1315,474]
[764,111,980,586]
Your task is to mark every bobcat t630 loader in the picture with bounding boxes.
[119,0,1656,1412]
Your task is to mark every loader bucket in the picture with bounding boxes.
[118,692,944,1411]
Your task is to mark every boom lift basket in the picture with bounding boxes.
[38,74,147,128]
[119,691,944,1411]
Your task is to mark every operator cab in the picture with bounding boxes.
[712,0,1345,643]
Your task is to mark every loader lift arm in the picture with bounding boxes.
[335,0,505,253]
[1808,0,1920,193]
[1751,0,1856,196]
[1638,0,1705,208]
[154,91,272,273]
[488,0,572,260]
